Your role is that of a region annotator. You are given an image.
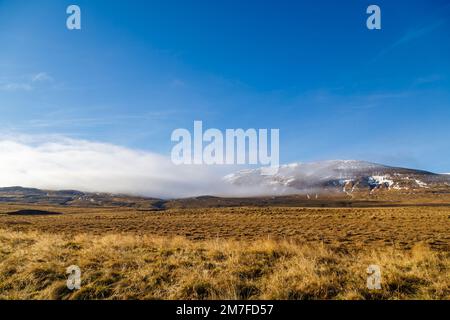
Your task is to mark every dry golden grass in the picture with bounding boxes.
[0,203,449,300]
[0,229,448,300]
[0,204,449,250]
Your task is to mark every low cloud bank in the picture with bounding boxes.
[0,135,270,198]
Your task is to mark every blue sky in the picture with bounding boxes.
[1,0,450,172]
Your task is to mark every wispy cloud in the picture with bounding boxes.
[31,72,53,82]
[0,72,53,92]
[391,20,445,48]
[0,83,33,91]
[170,78,186,88]
[372,20,446,63]
[412,74,444,87]
[14,111,177,130]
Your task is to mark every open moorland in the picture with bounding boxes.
[0,197,449,300]
[0,204,449,249]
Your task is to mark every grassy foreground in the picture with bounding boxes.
[0,229,448,300]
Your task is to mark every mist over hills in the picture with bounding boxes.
[224,160,450,195]
[1,160,449,209]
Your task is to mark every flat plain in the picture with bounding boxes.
[0,200,449,299]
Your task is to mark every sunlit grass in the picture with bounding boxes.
[0,229,448,300]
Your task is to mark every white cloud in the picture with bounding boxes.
[371,20,446,63]
[413,74,443,86]
[0,72,52,92]
[0,135,264,199]
[31,72,52,82]
[0,83,33,91]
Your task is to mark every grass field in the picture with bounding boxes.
[0,203,449,299]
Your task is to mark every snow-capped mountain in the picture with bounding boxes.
[224,160,450,195]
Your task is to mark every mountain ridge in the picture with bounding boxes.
[1,160,449,208]
[224,160,449,195]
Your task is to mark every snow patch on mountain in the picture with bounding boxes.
[368,175,394,188]
[414,179,428,188]
[223,160,443,195]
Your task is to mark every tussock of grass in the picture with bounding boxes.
[0,229,448,300]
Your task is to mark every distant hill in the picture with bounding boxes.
[224,160,450,195]
[1,160,449,209]
[0,186,163,209]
